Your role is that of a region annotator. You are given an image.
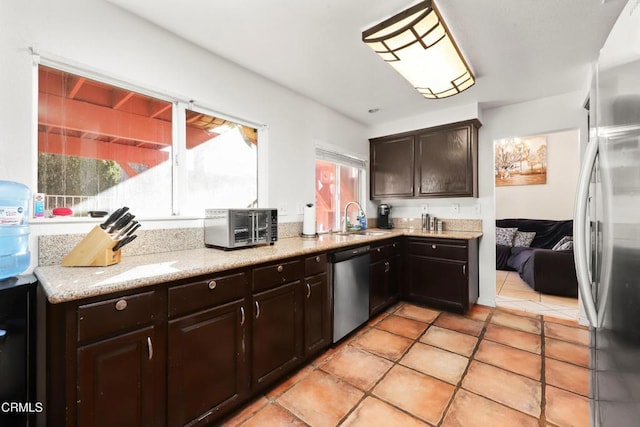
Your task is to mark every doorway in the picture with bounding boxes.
[494,129,580,320]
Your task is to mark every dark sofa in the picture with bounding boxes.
[496,219,578,298]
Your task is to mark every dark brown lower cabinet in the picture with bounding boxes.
[303,272,330,356]
[77,325,163,427]
[251,280,303,391]
[387,253,401,303]
[167,299,248,426]
[369,240,401,316]
[404,237,479,313]
[67,289,166,427]
[41,240,482,426]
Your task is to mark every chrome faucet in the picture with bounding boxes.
[342,201,365,233]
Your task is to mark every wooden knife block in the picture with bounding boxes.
[62,225,122,267]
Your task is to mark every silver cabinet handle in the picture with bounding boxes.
[240,306,245,326]
[463,265,466,275]
[306,283,311,299]
[277,265,283,273]
[432,244,437,249]
[147,337,153,361]
[255,301,260,319]
[377,248,381,253]
[115,299,127,311]
[208,280,217,290]
[251,212,257,243]
[384,261,390,273]
[315,256,320,262]
[573,138,599,327]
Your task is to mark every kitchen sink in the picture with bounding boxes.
[354,230,391,236]
[332,230,391,237]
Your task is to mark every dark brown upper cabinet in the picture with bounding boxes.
[370,135,415,199]
[370,119,481,200]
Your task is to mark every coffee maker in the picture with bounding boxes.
[377,204,393,229]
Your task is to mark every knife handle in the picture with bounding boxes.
[108,213,134,234]
[100,207,124,230]
[113,234,137,251]
[125,223,141,237]
[116,220,138,239]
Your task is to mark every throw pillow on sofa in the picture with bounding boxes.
[514,231,536,247]
[496,227,518,246]
[552,235,573,251]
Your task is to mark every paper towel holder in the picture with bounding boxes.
[301,202,318,238]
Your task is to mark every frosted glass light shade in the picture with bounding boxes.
[363,1,475,99]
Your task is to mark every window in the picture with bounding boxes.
[315,148,366,232]
[183,109,258,214]
[38,66,173,216]
[37,65,259,217]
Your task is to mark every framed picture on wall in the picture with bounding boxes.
[494,135,547,186]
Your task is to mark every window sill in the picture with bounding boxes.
[30,215,203,226]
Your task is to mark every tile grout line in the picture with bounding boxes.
[362,306,550,426]
[340,304,449,425]
[432,308,493,427]
[539,316,548,427]
[335,304,441,426]
[229,304,589,426]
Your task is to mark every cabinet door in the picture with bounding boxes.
[252,281,303,390]
[369,259,388,316]
[168,299,248,426]
[416,122,477,197]
[386,253,401,303]
[303,273,330,356]
[370,136,415,199]
[406,254,467,313]
[77,326,163,427]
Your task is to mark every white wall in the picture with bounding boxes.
[495,129,580,220]
[481,91,588,306]
[0,0,368,270]
[0,1,591,305]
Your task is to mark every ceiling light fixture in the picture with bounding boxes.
[362,0,475,99]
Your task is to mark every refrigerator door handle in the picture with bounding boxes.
[574,139,599,327]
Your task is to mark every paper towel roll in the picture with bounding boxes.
[302,203,316,237]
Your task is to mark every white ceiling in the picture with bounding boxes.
[106,0,626,126]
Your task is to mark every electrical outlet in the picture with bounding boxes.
[451,203,460,214]
[278,204,289,216]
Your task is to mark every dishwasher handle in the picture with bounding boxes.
[330,245,370,263]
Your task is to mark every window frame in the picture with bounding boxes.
[315,147,367,232]
[34,56,265,220]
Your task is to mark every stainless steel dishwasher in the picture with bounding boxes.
[331,245,370,343]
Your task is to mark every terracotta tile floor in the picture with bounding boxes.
[221,302,592,427]
[496,270,579,320]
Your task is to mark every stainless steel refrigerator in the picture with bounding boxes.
[574,3,640,425]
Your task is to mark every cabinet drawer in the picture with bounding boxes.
[253,259,304,293]
[168,271,247,317]
[370,244,390,263]
[407,239,468,261]
[305,253,327,277]
[77,291,158,343]
[370,240,401,263]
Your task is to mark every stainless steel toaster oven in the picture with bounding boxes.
[204,208,277,249]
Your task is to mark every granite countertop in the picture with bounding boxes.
[35,228,482,304]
